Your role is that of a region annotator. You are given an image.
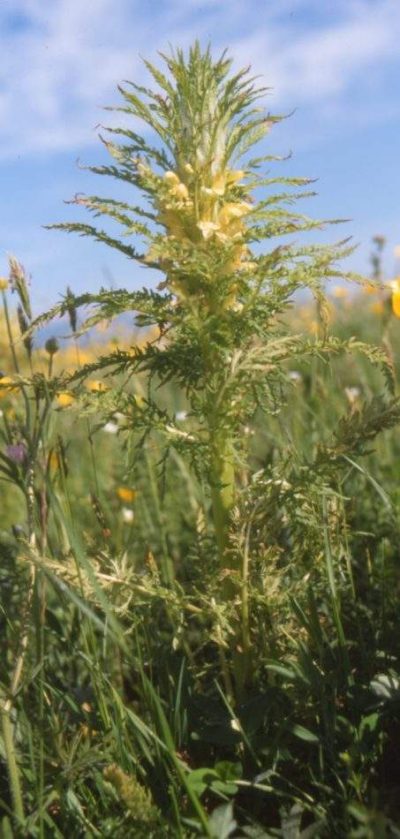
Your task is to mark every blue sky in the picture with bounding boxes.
[1,0,400,311]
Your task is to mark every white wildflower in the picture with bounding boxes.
[103,421,119,434]
[288,370,302,383]
[344,386,361,405]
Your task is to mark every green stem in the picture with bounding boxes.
[0,710,25,825]
[1,561,36,828]
[210,435,235,564]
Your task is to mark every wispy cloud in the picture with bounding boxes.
[1,0,400,159]
[232,0,400,103]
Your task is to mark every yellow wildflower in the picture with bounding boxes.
[48,451,60,472]
[210,172,226,195]
[170,182,189,201]
[163,171,180,185]
[0,277,9,291]
[86,380,108,393]
[0,376,17,398]
[364,283,377,295]
[56,392,75,408]
[391,278,400,317]
[197,220,221,240]
[370,300,384,315]
[332,286,348,299]
[226,169,245,183]
[218,202,252,226]
[116,486,137,504]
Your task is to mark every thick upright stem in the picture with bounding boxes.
[210,435,235,564]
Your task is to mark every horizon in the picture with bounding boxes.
[1,0,400,312]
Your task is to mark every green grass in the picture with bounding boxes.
[1,290,400,837]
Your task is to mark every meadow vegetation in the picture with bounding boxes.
[1,44,400,837]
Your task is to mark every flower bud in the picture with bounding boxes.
[45,337,60,356]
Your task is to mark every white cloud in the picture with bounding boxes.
[0,0,399,159]
[230,0,400,103]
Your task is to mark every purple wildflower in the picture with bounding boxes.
[5,443,27,464]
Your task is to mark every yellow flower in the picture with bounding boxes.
[197,220,221,240]
[0,376,17,398]
[116,486,137,504]
[0,277,9,291]
[48,451,60,472]
[332,285,348,299]
[163,171,180,185]
[391,278,400,317]
[170,182,189,201]
[226,169,245,184]
[163,171,190,202]
[218,202,252,226]
[56,391,75,408]
[210,172,226,195]
[364,283,377,295]
[370,300,384,315]
[86,380,108,393]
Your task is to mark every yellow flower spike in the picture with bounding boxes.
[56,392,75,408]
[116,486,137,504]
[86,380,108,393]
[0,277,9,291]
[391,277,400,317]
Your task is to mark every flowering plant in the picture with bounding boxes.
[33,43,397,696]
